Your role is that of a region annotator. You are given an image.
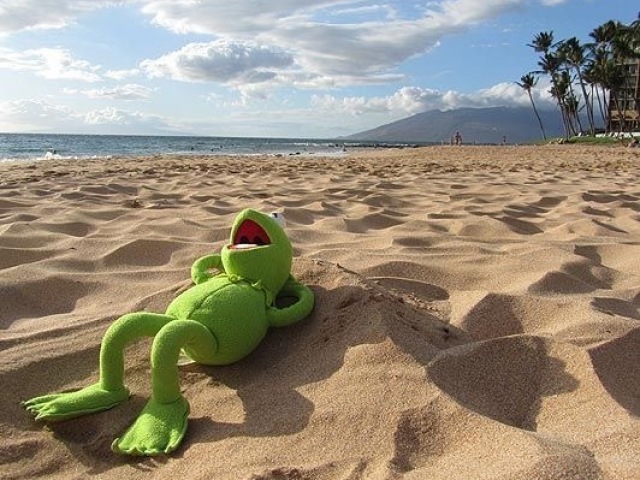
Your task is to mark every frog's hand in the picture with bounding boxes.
[22,382,129,422]
[112,396,189,456]
[267,275,315,327]
[191,254,224,284]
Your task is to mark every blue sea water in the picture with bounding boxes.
[0,133,355,162]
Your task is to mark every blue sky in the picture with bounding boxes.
[0,0,635,138]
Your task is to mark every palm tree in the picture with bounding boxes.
[550,71,576,137]
[516,73,547,140]
[632,12,640,40]
[589,21,619,48]
[536,50,571,137]
[583,54,608,130]
[529,32,571,138]
[564,93,582,135]
[560,37,595,134]
[586,24,616,131]
[605,21,640,132]
[526,18,640,134]
[528,31,556,54]
[588,20,636,132]
[601,59,628,133]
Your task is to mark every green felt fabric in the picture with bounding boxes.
[269,275,315,327]
[221,208,292,299]
[112,397,189,456]
[23,208,315,457]
[22,383,129,421]
[191,254,223,284]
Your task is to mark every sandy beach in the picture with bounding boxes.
[1,144,640,479]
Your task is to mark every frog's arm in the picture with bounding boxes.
[191,254,224,284]
[267,275,314,327]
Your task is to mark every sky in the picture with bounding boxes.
[0,0,636,138]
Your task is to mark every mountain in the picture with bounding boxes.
[345,106,565,144]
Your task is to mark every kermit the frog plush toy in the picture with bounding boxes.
[23,209,314,456]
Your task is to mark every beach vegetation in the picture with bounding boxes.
[523,15,640,141]
[536,135,623,146]
[566,135,622,145]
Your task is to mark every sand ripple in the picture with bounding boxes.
[1,145,639,479]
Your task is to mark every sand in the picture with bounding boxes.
[1,144,639,479]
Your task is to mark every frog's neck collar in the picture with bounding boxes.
[224,273,275,306]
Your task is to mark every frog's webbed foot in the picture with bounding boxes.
[23,382,129,422]
[112,396,189,456]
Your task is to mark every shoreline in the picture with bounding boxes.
[2,143,638,173]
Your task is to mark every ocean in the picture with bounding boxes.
[0,133,357,162]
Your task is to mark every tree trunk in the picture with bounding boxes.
[576,69,595,134]
[602,86,611,133]
[528,91,547,140]
[593,85,606,132]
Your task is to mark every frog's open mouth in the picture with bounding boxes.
[230,219,271,250]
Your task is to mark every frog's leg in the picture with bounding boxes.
[113,319,218,456]
[23,312,174,422]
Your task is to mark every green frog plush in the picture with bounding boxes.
[23,208,314,456]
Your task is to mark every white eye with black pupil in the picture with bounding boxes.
[270,212,286,228]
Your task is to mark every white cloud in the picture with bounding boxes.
[104,68,141,80]
[330,4,398,19]
[0,1,110,35]
[0,99,180,134]
[0,47,101,82]
[267,20,441,78]
[84,107,155,125]
[136,0,524,37]
[132,0,528,89]
[80,107,184,134]
[0,99,81,131]
[432,0,525,25]
[0,1,539,94]
[0,78,557,137]
[76,83,154,100]
[141,39,294,83]
[311,83,554,116]
[539,0,567,5]
[138,0,330,35]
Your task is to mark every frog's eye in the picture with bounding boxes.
[270,212,286,228]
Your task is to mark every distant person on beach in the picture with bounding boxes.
[501,135,507,146]
[454,131,462,145]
